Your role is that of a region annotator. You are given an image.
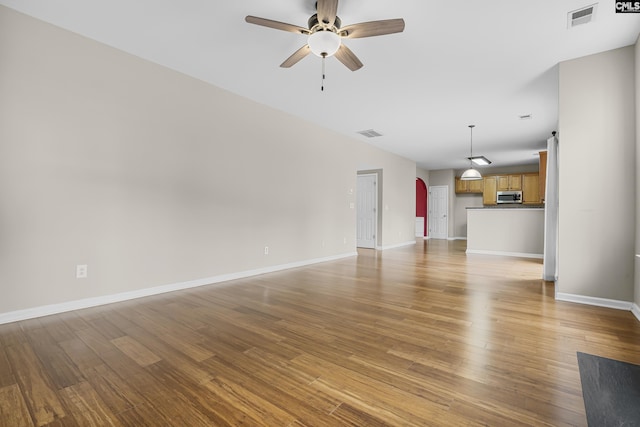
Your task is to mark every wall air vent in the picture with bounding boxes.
[357,129,384,138]
[568,4,597,28]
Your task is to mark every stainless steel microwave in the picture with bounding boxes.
[497,190,522,204]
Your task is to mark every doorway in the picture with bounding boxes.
[357,173,377,248]
[428,185,448,239]
[416,178,427,237]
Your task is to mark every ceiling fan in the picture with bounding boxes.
[245,0,405,72]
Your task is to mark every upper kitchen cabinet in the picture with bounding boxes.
[522,173,540,204]
[483,176,497,205]
[455,177,484,194]
[496,174,522,191]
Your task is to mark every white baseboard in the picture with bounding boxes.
[0,251,358,325]
[377,240,417,250]
[465,249,543,259]
[632,303,640,322]
[555,293,634,311]
[422,236,467,241]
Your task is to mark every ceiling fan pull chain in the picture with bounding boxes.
[321,53,326,91]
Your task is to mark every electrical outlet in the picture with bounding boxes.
[264,246,269,255]
[343,237,347,244]
[76,264,88,279]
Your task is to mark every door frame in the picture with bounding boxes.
[428,185,449,239]
[357,171,381,249]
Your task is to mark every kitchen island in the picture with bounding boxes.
[466,206,544,258]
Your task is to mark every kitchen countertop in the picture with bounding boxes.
[467,205,544,209]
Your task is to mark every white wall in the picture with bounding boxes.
[0,6,416,316]
[558,45,636,302]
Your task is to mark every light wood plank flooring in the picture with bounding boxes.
[2,239,640,426]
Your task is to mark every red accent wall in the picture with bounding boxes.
[416,178,427,236]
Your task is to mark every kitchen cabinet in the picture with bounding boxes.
[539,151,547,202]
[455,177,483,194]
[522,173,540,204]
[483,176,497,205]
[496,174,522,191]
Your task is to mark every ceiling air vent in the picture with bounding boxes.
[357,129,383,138]
[568,4,597,28]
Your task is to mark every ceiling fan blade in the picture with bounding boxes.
[334,44,363,71]
[316,0,339,26]
[245,16,310,35]
[340,18,405,38]
[280,45,312,68]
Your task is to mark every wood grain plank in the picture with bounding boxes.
[0,346,15,388]
[58,381,122,427]
[0,322,29,347]
[330,402,395,427]
[81,364,143,414]
[144,361,252,426]
[203,375,297,426]
[114,402,171,427]
[5,343,66,426]
[0,384,34,427]
[58,338,103,376]
[202,350,341,425]
[24,327,84,389]
[116,324,214,385]
[110,336,161,367]
[126,313,214,362]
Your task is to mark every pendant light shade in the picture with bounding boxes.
[461,168,482,180]
[460,124,483,181]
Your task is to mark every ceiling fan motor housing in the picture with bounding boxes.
[308,14,341,32]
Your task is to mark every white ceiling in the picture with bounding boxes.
[2,1,639,171]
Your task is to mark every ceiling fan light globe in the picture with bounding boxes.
[461,168,482,180]
[308,30,341,57]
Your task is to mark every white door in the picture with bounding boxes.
[428,185,448,239]
[357,174,377,248]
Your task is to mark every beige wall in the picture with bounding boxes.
[416,168,430,187]
[454,195,483,238]
[558,45,636,302]
[0,6,416,316]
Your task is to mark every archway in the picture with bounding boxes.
[416,178,427,237]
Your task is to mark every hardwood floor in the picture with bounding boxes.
[2,239,640,426]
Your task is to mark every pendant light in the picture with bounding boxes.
[461,125,483,180]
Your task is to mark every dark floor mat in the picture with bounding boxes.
[577,352,640,426]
